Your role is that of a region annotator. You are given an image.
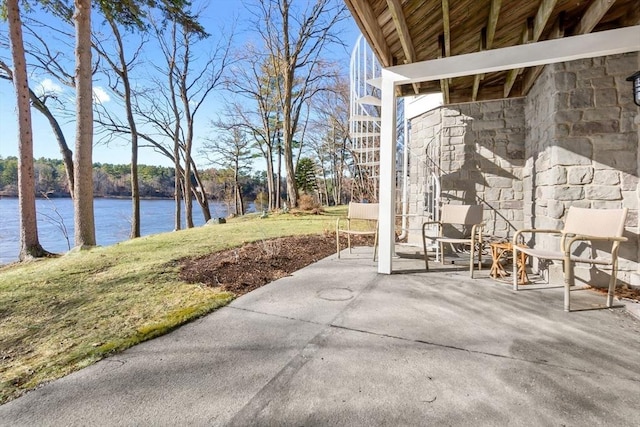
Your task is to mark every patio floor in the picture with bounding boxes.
[1,247,639,426]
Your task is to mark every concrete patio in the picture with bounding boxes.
[1,247,639,426]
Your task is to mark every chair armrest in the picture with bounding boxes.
[336,217,350,231]
[422,221,440,230]
[564,235,628,256]
[471,223,484,243]
[567,235,627,242]
[513,228,562,245]
[422,221,442,245]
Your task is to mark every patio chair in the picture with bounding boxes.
[336,202,379,260]
[421,204,484,278]
[512,207,628,311]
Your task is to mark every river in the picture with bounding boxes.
[0,197,244,265]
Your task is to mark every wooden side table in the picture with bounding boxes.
[515,244,529,285]
[489,242,511,279]
[489,241,529,284]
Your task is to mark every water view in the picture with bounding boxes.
[0,198,240,265]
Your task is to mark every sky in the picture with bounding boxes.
[0,0,361,169]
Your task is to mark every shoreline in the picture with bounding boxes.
[0,195,204,201]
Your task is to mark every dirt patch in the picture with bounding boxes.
[179,234,374,296]
[179,234,640,303]
[589,286,640,303]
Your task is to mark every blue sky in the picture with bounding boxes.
[0,0,360,169]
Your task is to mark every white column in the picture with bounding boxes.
[378,73,397,274]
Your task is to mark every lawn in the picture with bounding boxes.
[0,207,345,404]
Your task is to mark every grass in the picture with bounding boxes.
[0,207,346,404]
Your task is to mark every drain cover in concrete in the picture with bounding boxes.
[317,288,354,301]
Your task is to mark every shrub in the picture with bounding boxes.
[298,194,321,212]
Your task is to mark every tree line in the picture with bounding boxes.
[0,156,269,207]
[1,0,375,262]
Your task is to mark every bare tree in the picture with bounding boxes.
[92,20,147,238]
[143,13,232,228]
[225,51,283,210]
[304,74,353,205]
[91,1,207,236]
[5,0,49,259]
[201,122,254,216]
[248,0,347,207]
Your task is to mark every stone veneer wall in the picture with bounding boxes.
[407,99,526,245]
[525,52,639,286]
[408,52,639,286]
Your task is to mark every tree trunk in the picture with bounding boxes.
[7,0,47,260]
[183,158,193,228]
[129,118,140,239]
[173,151,182,231]
[276,142,282,209]
[111,22,140,239]
[237,185,244,215]
[29,89,74,195]
[72,0,96,247]
[189,157,211,222]
[283,125,298,207]
[280,0,297,208]
[264,146,275,210]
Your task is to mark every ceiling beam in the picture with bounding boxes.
[440,0,451,102]
[471,35,484,101]
[344,0,392,67]
[575,0,616,34]
[441,0,451,57]
[533,0,557,41]
[522,0,613,95]
[383,26,640,85]
[386,0,420,94]
[387,0,415,63]
[486,0,502,50]
[504,0,557,97]
[438,34,450,103]
[504,20,532,97]
[473,0,502,101]
[522,12,565,94]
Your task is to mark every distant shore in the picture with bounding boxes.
[0,194,178,200]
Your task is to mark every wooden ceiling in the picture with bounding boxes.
[344,0,640,103]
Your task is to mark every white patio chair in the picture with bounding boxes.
[336,202,379,260]
[512,207,628,311]
[421,204,484,278]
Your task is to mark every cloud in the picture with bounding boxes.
[92,86,111,104]
[37,78,63,97]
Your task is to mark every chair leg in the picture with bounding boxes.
[439,242,444,264]
[336,231,341,259]
[373,231,379,261]
[606,259,618,307]
[512,246,519,291]
[422,235,429,271]
[347,233,352,254]
[469,242,475,278]
[563,256,573,312]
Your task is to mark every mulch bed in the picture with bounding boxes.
[179,234,374,296]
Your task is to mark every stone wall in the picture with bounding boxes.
[407,52,639,286]
[525,52,639,286]
[407,98,526,245]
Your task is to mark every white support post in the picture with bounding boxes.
[378,73,397,274]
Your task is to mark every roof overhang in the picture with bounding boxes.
[345,0,640,103]
[382,25,640,86]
